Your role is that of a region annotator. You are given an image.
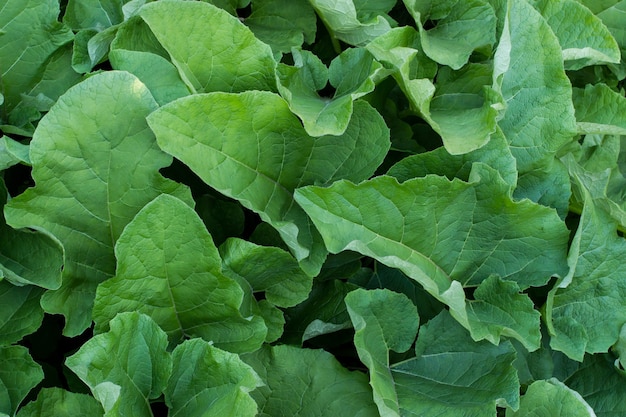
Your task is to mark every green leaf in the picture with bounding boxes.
[16,388,103,417]
[0,346,44,417]
[94,194,267,353]
[165,338,262,417]
[71,26,119,73]
[63,0,125,30]
[387,126,517,187]
[109,49,189,105]
[220,238,312,308]
[584,1,626,79]
[242,345,379,417]
[506,379,595,416]
[244,0,317,55]
[0,181,64,289]
[295,164,568,347]
[4,71,192,336]
[565,354,626,415]
[394,311,519,415]
[573,83,626,135]
[345,288,419,416]
[513,158,571,220]
[0,281,44,346]
[148,91,390,276]
[308,0,392,47]
[276,48,383,136]
[547,192,626,361]
[0,136,30,170]
[403,0,497,69]
[493,0,577,172]
[65,312,172,417]
[0,0,74,124]
[139,1,277,93]
[529,0,620,70]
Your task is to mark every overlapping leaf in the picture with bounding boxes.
[16,388,104,417]
[148,91,390,276]
[295,164,567,346]
[0,346,43,417]
[0,282,44,346]
[94,194,267,353]
[4,71,192,336]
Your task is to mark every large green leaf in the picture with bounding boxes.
[63,0,125,30]
[4,71,192,336]
[403,0,497,69]
[493,0,577,172]
[0,181,63,289]
[0,282,44,346]
[94,194,267,353]
[242,345,379,417]
[148,91,389,276]
[506,379,594,417]
[139,1,277,93]
[594,1,626,79]
[547,190,626,360]
[165,338,262,417]
[16,388,103,417]
[0,136,30,170]
[0,0,75,127]
[295,164,567,346]
[529,0,620,70]
[0,346,44,417]
[573,83,626,135]
[345,288,419,416]
[65,312,172,417]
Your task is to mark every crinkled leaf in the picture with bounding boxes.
[4,71,192,336]
[165,338,262,417]
[139,1,277,93]
[220,238,312,308]
[308,0,392,47]
[530,0,620,70]
[0,181,63,289]
[148,91,389,276]
[345,288,419,416]
[244,0,317,55]
[63,0,125,30]
[388,126,516,187]
[277,48,383,136]
[573,83,626,135]
[242,345,379,417]
[513,158,571,220]
[0,282,44,346]
[94,194,266,353]
[0,0,74,124]
[65,312,172,417]
[403,0,497,69]
[16,388,103,417]
[547,191,626,361]
[506,379,595,417]
[494,0,577,172]
[594,1,626,79]
[565,354,626,415]
[295,164,568,347]
[109,49,189,105]
[0,346,44,417]
[392,311,519,416]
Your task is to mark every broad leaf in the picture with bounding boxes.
[242,345,379,417]
[547,191,626,361]
[65,312,172,417]
[493,0,577,172]
[0,346,44,417]
[0,136,30,170]
[139,1,277,93]
[4,71,192,336]
[0,282,44,346]
[573,83,626,135]
[16,388,103,417]
[530,0,620,70]
[220,238,312,308]
[148,91,390,276]
[295,164,567,346]
[165,338,262,417]
[506,379,595,417]
[94,194,267,353]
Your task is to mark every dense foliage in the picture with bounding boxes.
[1,0,626,415]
